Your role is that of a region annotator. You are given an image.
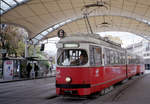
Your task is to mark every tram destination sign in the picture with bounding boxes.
[63,43,79,48]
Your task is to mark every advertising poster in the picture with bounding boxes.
[3,60,13,80]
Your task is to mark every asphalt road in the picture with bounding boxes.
[0,74,150,104]
[0,77,56,104]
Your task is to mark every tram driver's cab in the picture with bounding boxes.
[57,49,88,66]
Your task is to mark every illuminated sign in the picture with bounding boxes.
[63,43,79,48]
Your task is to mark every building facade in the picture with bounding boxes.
[126,39,150,70]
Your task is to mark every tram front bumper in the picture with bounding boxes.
[56,84,91,96]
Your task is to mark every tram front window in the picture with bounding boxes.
[57,49,88,66]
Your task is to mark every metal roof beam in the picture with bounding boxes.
[0,8,5,11]
[13,0,19,4]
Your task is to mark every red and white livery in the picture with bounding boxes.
[55,34,144,96]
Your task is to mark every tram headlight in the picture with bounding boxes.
[65,77,72,83]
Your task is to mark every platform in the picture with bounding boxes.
[110,74,150,104]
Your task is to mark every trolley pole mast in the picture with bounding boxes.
[83,13,93,34]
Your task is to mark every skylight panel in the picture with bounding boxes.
[32,39,39,44]
[4,0,17,6]
[15,0,27,4]
[47,28,53,32]
[1,1,10,11]
[0,9,4,15]
[35,35,43,40]
[41,31,48,36]
[53,24,60,29]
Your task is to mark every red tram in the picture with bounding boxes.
[55,34,144,96]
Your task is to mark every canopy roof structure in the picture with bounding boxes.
[1,0,150,44]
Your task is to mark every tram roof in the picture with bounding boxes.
[1,0,150,44]
[58,34,123,50]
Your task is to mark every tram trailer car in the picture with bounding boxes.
[135,56,145,75]
[55,34,144,96]
[126,52,144,78]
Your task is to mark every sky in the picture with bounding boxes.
[44,32,144,56]
[43,37,60,56]
[99,31,144,47]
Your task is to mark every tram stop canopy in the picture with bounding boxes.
[1,0,150,44]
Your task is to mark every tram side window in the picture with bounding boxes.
[105,48,110,65]
[90,46,102,66]
[110,50,115,64]
[121,53,126,64]
[134,57,137,64]
[114,51,119,64]
[130,56,136,64]
[127,55,130,64]
[90,46,95,65]
[136,56,139,64]
[119,53,122,64]
[137,56,142,64]
[123,53,126,64]
[128,55,133,64]
[118,52,121,64]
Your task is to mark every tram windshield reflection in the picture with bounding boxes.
[57,49,88,66]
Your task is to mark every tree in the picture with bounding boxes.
[16,41,25,57]
[27,44,50,68]
[0,25,26,57]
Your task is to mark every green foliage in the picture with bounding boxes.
[28,45,42,57]
[28,45,34,57]
[28,45,50,69]
[0,25,25,57]
[37,54,50,69]
[16,41,25,57]
[1,25,50,69]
